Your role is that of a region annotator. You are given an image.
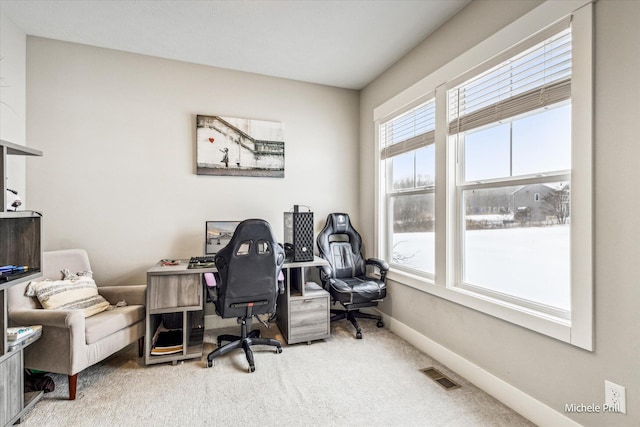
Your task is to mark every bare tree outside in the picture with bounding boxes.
[541,183,571,224]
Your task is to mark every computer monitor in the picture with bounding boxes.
[205,221,240,255]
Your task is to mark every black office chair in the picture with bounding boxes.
[316,213,388,339]
[206,219,285,372]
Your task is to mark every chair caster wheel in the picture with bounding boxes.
[377,321,384,328]
[248,365,255,373]
[207,360,213,368]
[276,347,282,354]
[356,331,363,339]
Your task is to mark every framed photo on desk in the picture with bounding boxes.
[205,221,240,255]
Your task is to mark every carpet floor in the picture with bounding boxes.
[20,321,535,426]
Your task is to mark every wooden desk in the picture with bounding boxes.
[145,256,331,363]
[145,261,216,365]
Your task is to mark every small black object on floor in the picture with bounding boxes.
[24,369,55,393]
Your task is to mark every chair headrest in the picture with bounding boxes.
[216,219,284,269]
[330,213,351,233]
[317,213,363,255]
[317,212,367,277]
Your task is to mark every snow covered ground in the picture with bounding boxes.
[392,224,570,310]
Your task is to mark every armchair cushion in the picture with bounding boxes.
[84,305,145,344]
[25,277,110,318]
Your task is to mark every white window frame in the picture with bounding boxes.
[379,96,436,279]
[373,0,593,350]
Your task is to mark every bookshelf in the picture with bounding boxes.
[0,140,43,426]
[1,140,42,214]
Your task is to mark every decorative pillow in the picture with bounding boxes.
[25,276,110,318]
[61,269,93,281]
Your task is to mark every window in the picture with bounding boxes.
[375,2,593,349]
[380,100,436,276]
[448,25,573,318]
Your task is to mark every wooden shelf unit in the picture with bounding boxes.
[145,261,215,366]
[0,139,44,426]
[1,140,42,215]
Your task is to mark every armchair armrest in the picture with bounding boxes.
[98,285,146,306]
[9,308,85,329]
[366,258,389,280]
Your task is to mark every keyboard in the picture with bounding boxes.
[188,256,216,269]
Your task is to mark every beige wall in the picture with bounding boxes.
[0,13,27,204]
[25,37,360,286]
[359,0,640,425]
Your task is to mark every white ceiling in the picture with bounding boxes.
[0,0,471,90]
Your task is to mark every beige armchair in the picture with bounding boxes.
[7,249,145,400]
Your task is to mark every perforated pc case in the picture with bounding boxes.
[284,206,314,262]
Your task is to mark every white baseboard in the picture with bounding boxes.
[378,312,581,427]
[204,314,237,330]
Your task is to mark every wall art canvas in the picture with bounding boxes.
[196,115,285,177]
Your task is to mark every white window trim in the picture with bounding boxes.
[378,94,436,279]
[374,0,594,350]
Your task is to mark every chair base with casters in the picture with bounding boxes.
[330,301,384,339]
[206,302,282,372]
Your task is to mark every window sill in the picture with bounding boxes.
[387,268,572,345]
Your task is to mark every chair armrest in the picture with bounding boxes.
[318,265,333,280]
[366,258,389,280]
[9,308,85,329]
[316,264,333,288]
[98,285,146,306]
[366,258,389,272]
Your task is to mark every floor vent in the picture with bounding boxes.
[420,367,461,391]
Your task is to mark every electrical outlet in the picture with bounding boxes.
[605,380,626,414]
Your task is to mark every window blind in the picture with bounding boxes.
[449,24,571,134]
[380,100,435,159]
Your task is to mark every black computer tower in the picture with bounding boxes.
[284,205,314,262]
